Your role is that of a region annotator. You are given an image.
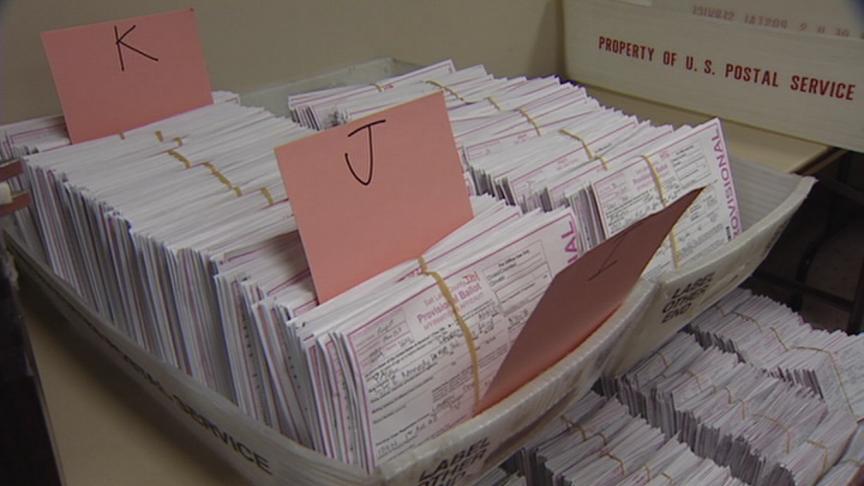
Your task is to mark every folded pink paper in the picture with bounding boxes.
[479,189,701,411]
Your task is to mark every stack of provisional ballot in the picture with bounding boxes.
[9,60,742,471]
[505,290,863,486]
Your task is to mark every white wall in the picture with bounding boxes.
[0,0,563,123]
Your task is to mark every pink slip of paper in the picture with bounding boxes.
[276,93,473,302]
[479,188,702,411]
[41,9,213,143]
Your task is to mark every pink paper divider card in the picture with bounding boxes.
[41,9,213,143]
[478,188,702,411]
[276,93,473,302]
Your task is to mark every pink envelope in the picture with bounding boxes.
[478,189,701,411]
[41,9,213,143]
[276,93,473,302]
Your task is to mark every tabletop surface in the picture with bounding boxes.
[20,283,247,486]
[17,88,836,486]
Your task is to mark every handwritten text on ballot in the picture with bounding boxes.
[276,93,473,302]
[41,9,213,143]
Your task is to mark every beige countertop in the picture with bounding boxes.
[20,282,248,486]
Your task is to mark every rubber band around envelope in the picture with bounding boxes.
[790,345,856,416]
[591,428,609,446]
[568,423,608,446]
[425,80,469,103]
[119,132,126,140]
[659,472,675,484]
[729,311,765,333]
[173,137,183,147]
[682,369,705,390]
[751,413,792,453]
[417,255,430,274]
[769,327,790,351]
[657,351,671,375]
[155,130,164,143]
[259,187,275,206]
[640,155,681,270]
[202,161,242,197]
[517,109,542,136]
[485,96,504,111]
[167,149,192,169]
[805,439,831,476]
[416,256,481,411]
[722,392,750,421]
[559,129,595,159]
[559,415,588,441]
[372,82,387,92]
[721,386,735,405]
[599,450,627,476]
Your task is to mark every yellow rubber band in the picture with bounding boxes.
[167,149,192,169]
[372,82,387,92]
[560,416,588,441]
[155,130,164,143]
[486,96,504,111]
[657,351,671,375]
[425,80,468,103]
[752,413,792,453]
[600,450,627,476]
[173,137,183,148]
[593,430,609,446]
[640,155,681,269]
[683,369,704,390]
[517,109,542,136]
[202,162,242,197]
[559,129,595,159]
[660,472,675,484]
[769,327,790,351]
[259,187,275,206]
[730,311,766,333]
[722,386,735,405]
[417,255,430,274]
[418,259,481,411]
[805,439,831,476]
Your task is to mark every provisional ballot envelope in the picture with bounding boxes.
[479,188,702,410]
[41,9,213,143]
[277,93,473,302]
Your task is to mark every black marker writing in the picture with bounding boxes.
[114,25,159,72]
[344,119,386,186]
[587,222,639,281]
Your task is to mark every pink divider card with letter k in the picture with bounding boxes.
[276,93,473,302]
[41,9,213,143]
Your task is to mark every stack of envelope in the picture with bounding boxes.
[513,391,744,485]
[688,289,864,421]
[287,61,741,277]
[507,290,862,486]
[8,60,746,471]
